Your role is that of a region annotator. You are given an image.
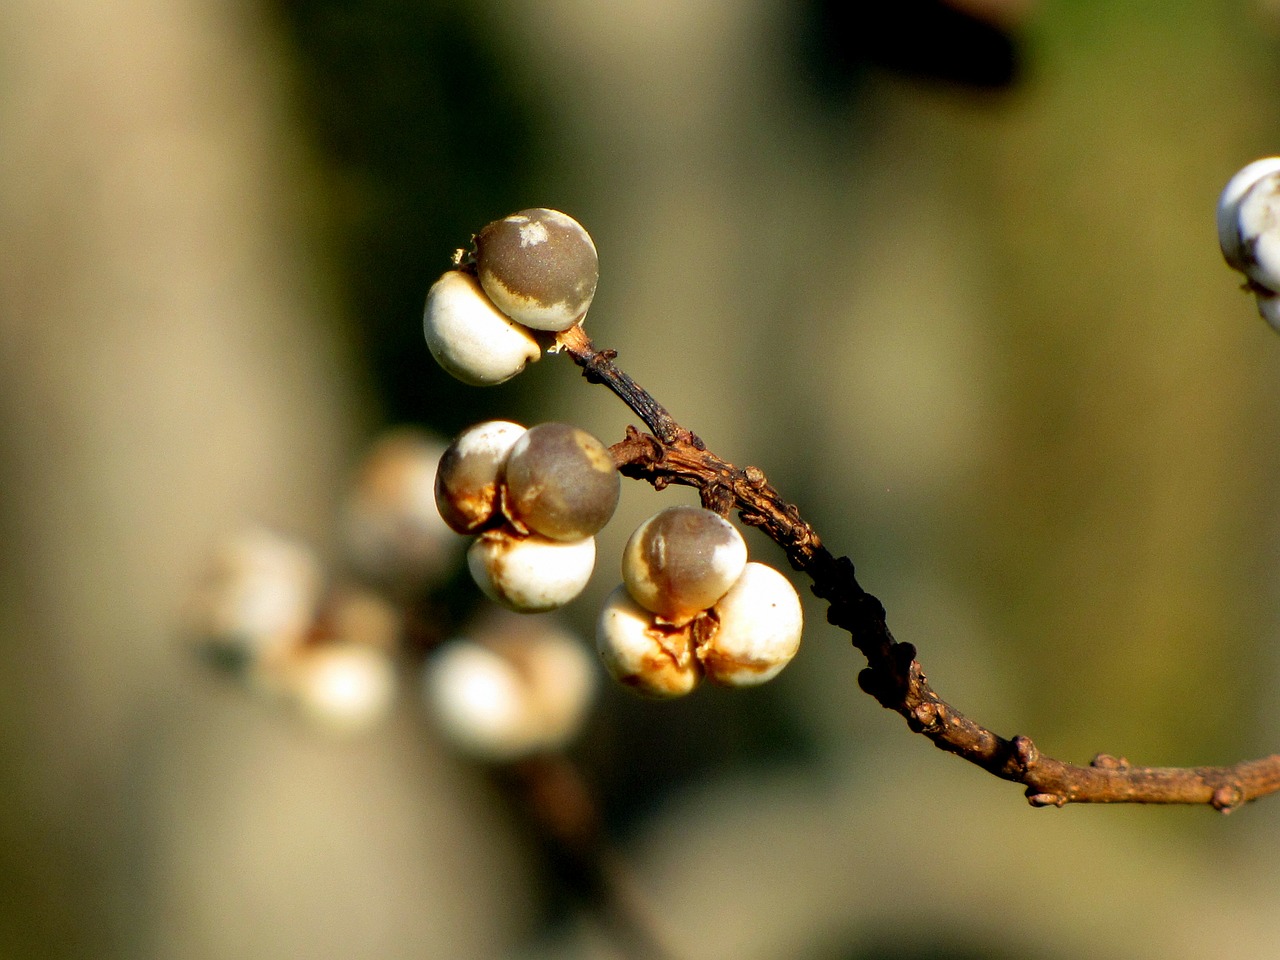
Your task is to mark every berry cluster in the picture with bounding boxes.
[186,525,401,734]
[597,506,802,697]
[424,208,807,697]
[424,208,599,385]
[435,419,620,612]
[1218,158,1280,330]
[187,426,603,756]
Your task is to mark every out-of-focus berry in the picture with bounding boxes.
[341,428,456,588]
[424,613,597,761]
[287,642,397,734]
[185,527,321,679]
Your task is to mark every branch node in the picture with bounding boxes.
[1090,753,1130,771]
[910,700,939,733]
[1026,792,1067,808]
[701,484,735,517]
[1011,735,1040,773]
[1211,783,1245,814]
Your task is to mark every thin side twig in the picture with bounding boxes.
[557,326,1280,813]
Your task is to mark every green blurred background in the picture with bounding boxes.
[2,0,1280,957]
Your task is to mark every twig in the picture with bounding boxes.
[556,327,1280,812]
[498,754,682,960]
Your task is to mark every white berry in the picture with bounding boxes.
[467,531,596,612]
[434,420,527,534]
[424,615,597,761]
[185,527,321,677]
[423,270,541,385]
[474,208,598,331]
[1218,158,1280,275]
[1234,171,1280,292]
[596,584,701,698]
[287,642,397,734]
[699,562,803,687]
[621,505,748,626]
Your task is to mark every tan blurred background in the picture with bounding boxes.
[2,0,1280,957]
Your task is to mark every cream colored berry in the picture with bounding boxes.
[1218,158,1280,276]
[474,208,598,331]
[467,530,596,612]
[434,420,527,534]
[424,615,596,761]
[185,527,322,677]
[596,584,701,698]
[698,562,803,687]
[1233,170,1280,292]
[423,270,541,385]
[287,642,397,734]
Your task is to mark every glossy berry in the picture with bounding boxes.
[1218,158,1280,278]
[698,562,803,687]
[621,505,748,625]
[423,270,541,385]
[595,584,701,698]
[434,420,527,534]
[503,422,620,541]
[467,531,596,613]
[474,208,598,331]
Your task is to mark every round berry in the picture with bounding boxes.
[596,584,701,698]
[434,420,527,534]
[424,615,597,761]
[474,208,598,331]
[503,422,619,541]
[341,428,455,586]
[423,270,541,385]
[1234,170,1280,292]
[467,531,596,613]
[621,506,748,625]
[186,528,322,677]
[698,562,803,687]
[287,642,397,734]
[1219,158,1280,275]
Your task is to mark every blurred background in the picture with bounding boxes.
[2,0,1280,956]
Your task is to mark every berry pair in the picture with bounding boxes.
[424,208,598,385]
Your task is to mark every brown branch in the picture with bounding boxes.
[557,327,1280,813]
[496,754,682,960]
